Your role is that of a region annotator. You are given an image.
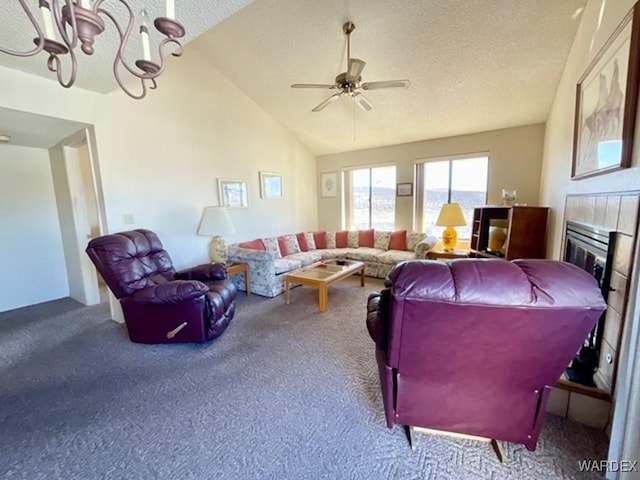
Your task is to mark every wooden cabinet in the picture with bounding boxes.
[470,206,549,260]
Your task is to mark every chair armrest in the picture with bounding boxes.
[175,263,228,282]
[414,235,439,259]
[132,280,209,305]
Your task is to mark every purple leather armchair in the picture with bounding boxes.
[366,259,606,452]
[86,229,236,344]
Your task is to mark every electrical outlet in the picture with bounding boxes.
[122,214,135,225]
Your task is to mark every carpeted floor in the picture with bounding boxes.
[0,278,608,479]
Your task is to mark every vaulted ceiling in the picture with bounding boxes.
[0,0,586,155]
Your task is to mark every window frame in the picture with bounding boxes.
[343,163,397,230]
[414,153,490,236]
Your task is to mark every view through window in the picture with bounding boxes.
[349,166,396,230]
[417,156,489,239]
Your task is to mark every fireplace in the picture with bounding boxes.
[563,221,616,387]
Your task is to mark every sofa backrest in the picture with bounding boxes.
[384,258,606,444]
[86,229,176,299]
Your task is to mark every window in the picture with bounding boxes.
[345,166,396,230]
[416,156,489,239]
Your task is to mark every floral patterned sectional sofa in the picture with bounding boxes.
[226,230,438,297]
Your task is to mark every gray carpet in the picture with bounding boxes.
[0,278,608,479]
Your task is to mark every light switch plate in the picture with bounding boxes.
[122,214,135,225]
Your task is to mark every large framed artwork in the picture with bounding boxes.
[218,179,249,208]
[571,3,640,180]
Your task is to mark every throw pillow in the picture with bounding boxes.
[389,230,407,251]
[326,231,336,249]
[359,229,374,248]
[284,234,302,254]
[347,231,359,248]
[408,232,427,252]
[296,233,309,252]
[278,237,290,257]
[304,232,316,250]
[336,231,349,248]
[313,231,328,249]
[238,239,266,251]
[262,237,282,259]
[374,230,391,250]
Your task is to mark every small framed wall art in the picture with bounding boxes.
[321,172,338,197]
[259,171,283,199]
[396,182,413,197]
[218,179,249,208]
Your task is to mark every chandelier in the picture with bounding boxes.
[0,1,185,99]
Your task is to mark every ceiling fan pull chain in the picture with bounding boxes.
[353,98,357,142]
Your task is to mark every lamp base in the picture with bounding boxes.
[441,227,458,252]
[209,236,228,264]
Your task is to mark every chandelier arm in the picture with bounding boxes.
[46,46,78,88]
[98,6,149,99]
[50,0,78,50]
[0,0,45,56]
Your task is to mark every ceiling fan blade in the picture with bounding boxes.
[312,92,343,112]
[291,83,337,89]
[353,92,374,112]
[347,58,366,81]
[361,80,410,90]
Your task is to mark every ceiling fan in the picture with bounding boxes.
[291,22,410,112]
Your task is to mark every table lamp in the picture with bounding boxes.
[197,206,235,264]
[436,203,467,251]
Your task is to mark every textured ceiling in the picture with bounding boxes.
[193,0,587,155]
[0,0,254,92]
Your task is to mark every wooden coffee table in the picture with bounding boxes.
[284,259,365,313]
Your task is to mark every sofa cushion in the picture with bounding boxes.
[376,250,416,265]
[278,237,291,257]
[408,232,427,252]
[283,235,301,254]
[347,231,359,248]
[304,232,316,250]
[238,239,266,251]
[359,229,374,248]
[318,248,350,260]
[296,233,309,252]
[263,237,282,259]
[347,247,385,263]
[273,258,302,274]
[389,230,407,251]
[313,231,328,249]
[287,251,322,266]
[336,231,348,248]
[374,231,391,250]
[326,231,337,248]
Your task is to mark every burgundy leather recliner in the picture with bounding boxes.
[86,229,236,344]
[366,259,606,452]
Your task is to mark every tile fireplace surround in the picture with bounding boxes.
[548,192,639,431]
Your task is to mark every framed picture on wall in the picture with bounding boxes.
[218,179,249,208]
[571,3,640,180]
[396,182,413,197]
[321,172,338,197]
[259,171,283,199]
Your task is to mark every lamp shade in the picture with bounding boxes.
[436,203,467,227]
[197,207,235,236]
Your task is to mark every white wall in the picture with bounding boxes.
[540,0,640,258]
[0,144,68,311]
[317,124,545,232]
[0,45,318,271]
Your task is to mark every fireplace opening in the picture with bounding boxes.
[563,221,616,387]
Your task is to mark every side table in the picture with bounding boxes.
[226,263,251,296]
[426,249,469,261]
